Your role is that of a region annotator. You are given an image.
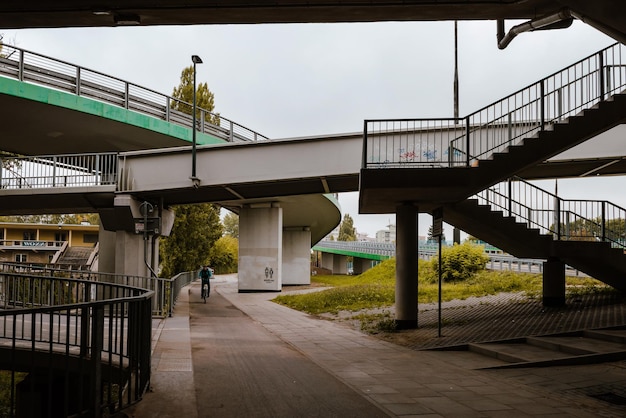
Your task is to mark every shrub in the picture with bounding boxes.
[429,242,489,282]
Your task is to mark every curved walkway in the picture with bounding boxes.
[126,275,626,417]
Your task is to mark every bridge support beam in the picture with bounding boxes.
[320,252,334,271]
[395,203,418,329]
[238,204,282,292]
[98,195,172,278]
[352,257,373,275]
[282,227,311,285]
[333,255,348,275]
[543,257,566,307]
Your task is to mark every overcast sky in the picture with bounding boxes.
[2,20,621,238]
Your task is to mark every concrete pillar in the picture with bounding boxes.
[97,228,116,274]
[352,257,372,275]
[321,252,334,271]
[238,204,282,292]
[333,255,348,275]
[282,228,311,285]
[98,195,170,278]
[395,203,418,329]
[543,257,566,307]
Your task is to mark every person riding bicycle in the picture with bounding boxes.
[199,265,212,300]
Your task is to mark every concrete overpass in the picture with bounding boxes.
[2,1,625,47]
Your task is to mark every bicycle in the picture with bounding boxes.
[201,283,209,303]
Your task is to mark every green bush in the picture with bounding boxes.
[428,242,489,282]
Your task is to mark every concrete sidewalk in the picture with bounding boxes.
[127,275,626,417]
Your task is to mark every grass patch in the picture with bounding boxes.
[274,258,616,319]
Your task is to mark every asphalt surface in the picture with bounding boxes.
[126,275,626,418]
[189,288,388,417]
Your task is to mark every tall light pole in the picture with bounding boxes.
[191,54,203,180]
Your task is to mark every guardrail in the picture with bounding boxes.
[2,263,195,318]
[0,262,197,417]
[0,239,65,248]
[477,177,626,249]
[0,270,153,417]
[0,153,118,189]
[363,42,626,168]
[0,45,268,143]
[314,240,588,276]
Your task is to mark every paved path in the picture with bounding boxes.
[126,275,626,417]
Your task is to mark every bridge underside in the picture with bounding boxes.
[1,1,625,47]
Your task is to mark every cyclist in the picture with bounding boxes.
[199,265,212,302]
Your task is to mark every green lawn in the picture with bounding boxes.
[273,258,611,316]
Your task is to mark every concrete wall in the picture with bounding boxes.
[282,228,311,285]
[238,205,283,291]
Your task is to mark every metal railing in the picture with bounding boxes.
[476,177,626,249]
[0,153,118,189]
[0,45,268,143]
[0,263,196,417]
[1,263,195,318]
[0,239,65,249]
[364,42,626,168]
[314,240,589,275]
[313,240,395,258]
[0,270,153,417]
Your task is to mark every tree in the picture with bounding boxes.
[223,212,239,238]
[159,203,223,278]
[427,225,446,243]
[170,66,220,126]
[210,235,239,274]
[338,214,357,241]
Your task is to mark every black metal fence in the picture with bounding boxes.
[0,270,153,417]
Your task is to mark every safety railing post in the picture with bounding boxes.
[539,79,546,131]
[507,178,512,217]
[465,117,470,167]
[229,120,234,142]
[52,156,57,187]
[599,52,605,100]
[18,50,24,81]
[556,196,561,240]
[125,83,130,109]
[76,67,81,96]
[90,304,104,418]
[362,120,368,169]
[601,201,606,241]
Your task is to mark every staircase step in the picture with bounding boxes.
[469,341,575,363]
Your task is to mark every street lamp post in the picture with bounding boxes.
[191,54,203,180]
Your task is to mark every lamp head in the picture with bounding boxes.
[191,55,203,64]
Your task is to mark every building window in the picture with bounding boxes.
[15,254,27,263]
[23,231,35,241]
[55,232,67,242]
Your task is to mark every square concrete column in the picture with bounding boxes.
[543,257,566,307]
[238,205,283,292]
[396,203,418,329]
[352,257,372,275]
[321,252,334,271]
[282,228,311,285]
[333,254,348,275]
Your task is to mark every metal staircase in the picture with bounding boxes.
[444,177,626,291]
[360,43,626,290]
[360,42,626,212]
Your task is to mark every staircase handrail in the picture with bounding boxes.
[475,176,626,249]
[0,44,268,143]
[364,42,626,168]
